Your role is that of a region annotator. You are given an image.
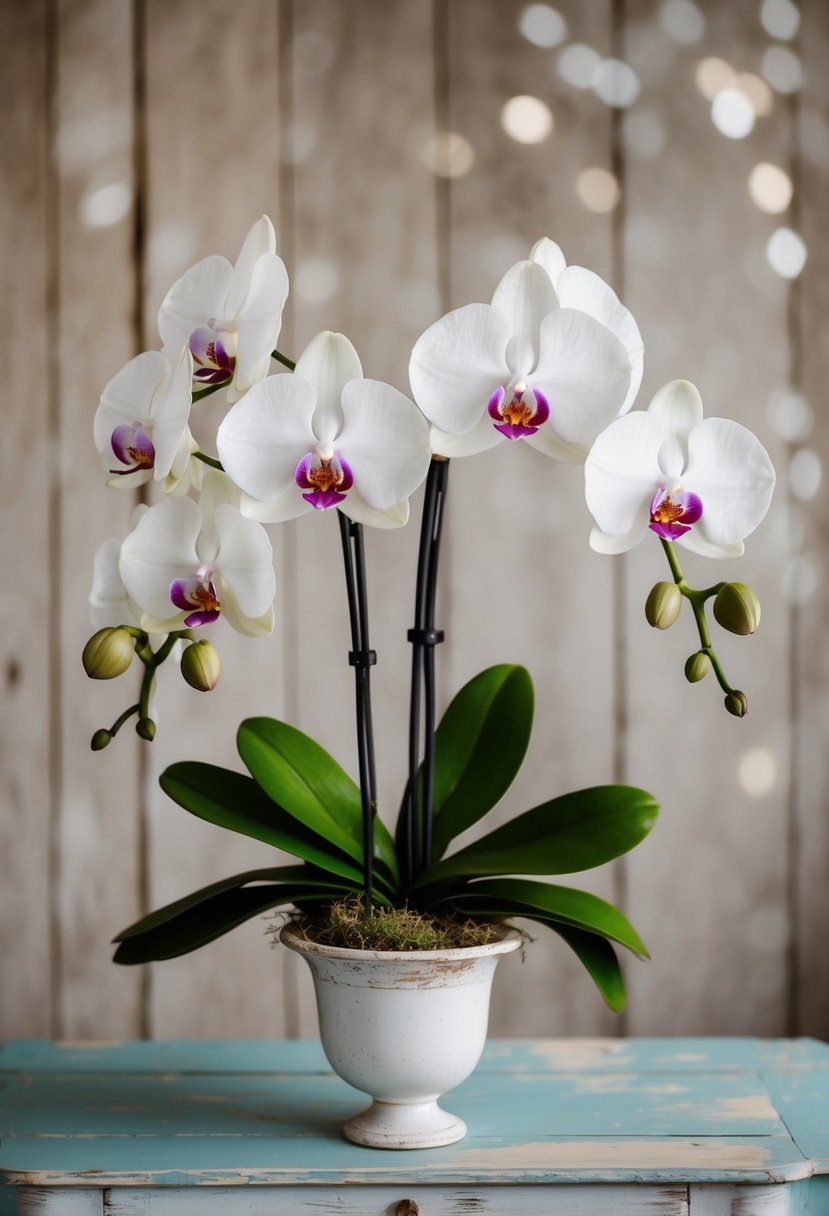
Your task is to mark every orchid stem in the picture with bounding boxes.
[271,349,296,371]
[660,539,737,695]
[337,511,377,911]
[109,703,141,737]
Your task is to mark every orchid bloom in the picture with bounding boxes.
[94,347,196,491]
[90,510,148,631]
[408,238,643,462]
[584,380,776,558]
[217,331,432,528]
[157,216,289,403]
[119,471,276,636]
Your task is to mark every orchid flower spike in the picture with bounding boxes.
[217,331,432,529]
[409,237,643,462]
[585,379,776,558]
[119,471,276,636]
[157,215,289,403]
[94,347,197,492]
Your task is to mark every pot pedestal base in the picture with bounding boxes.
[343,1099,466,1150]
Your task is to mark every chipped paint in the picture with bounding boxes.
[529,1040,634,1071]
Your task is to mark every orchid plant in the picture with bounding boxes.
[83,217,775,1011]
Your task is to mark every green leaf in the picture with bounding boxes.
[414,785,658,887]
[159,763,365,887]
[237,718,399,886]
[429,665,534,858]
[439,877,649,956]
[113,867,355,963]
[549,924,626,1012]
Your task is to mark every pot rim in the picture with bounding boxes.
[280,921,523,963]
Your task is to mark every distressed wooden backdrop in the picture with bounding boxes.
[2,0,828,1043]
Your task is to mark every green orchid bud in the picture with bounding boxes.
[90,728,112,751]
[645,581,682,630]
[136,717,156,741]
[181,639,221,692]
[713,583,761,636]
[82,627,134,680]
[724,690,749,718]
[684,651,711,683]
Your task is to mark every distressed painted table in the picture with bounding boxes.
[1,1038,828,1215]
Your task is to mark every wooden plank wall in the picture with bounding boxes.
[1,0,827,1042]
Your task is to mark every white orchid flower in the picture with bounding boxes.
[94,347,196,491]
[217,331,432,529]
[157,215,289,403]
[585,380,776,558]
[119,471,276,636]
[408,237,643,462]
[90,508,148,630]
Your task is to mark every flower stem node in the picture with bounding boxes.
[713,582,761,636]
[181,639,221,692]
[82,627,134,680]
[645,581,682,630]
[90,728,112,751]
[724,690,749,718]
[136,717,156,741]
[684,651,711,683]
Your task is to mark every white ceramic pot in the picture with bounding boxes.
[281,923,522,1149]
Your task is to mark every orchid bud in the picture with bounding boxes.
[724,690,749,718]
[90,728,112,751]
[181,639,221,692]
[684,652,711,683]
[713,583,761,636]
[645,582,682,630]
[136,717,156,741]
[82,627,134,680]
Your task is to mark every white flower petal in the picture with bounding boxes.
[338,379,431,508]
[94,350,167,465]
[589,510,649,554]
[409,303,511,434]
[584,411,664,536]
[684,417,776,545]
[232,252,289,399]
[677,531,745,559]
[217,373,316,504]
[491,260,559,375]
[556,266,643,414]
[529,237,567,286]
[163,430,202,496]
[90,537,137,629]
[296,332,363,444]
[341,490,410,529]
[225,215,277,319]
[220,589,275,637]
[151,345,193,479]
[139,611,185,635]
[533,308,632,445]
[196,470,242,564]
[525,428,591,464]
[157,255,234,354]
[212,503,276,619]
[648,379,704,477]
[119,496,201,620]
[239,486,311,524]
[429,415,502,458]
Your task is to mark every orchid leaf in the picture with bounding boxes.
[159,763,365,887]
[414,786,658,887]
[237,717,399,886]
[113,867,355,963]
[549,924,626,1012]
[429,664,534,858]
[438,877,649,956]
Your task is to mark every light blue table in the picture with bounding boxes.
[1,1038,828,1214]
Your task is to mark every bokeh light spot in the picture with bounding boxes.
[501,95,554,143]
[593,58,640,108]
[695,57,736,100]
[711,88,755,139]
[576,167,621,212]
[737,748,778,798]
[748,162,793,213]
[659,0,705,43]
[557,43,601,88]
[790,449,822,501]
[762,45,803,94]
[760,0,801,41]
[737,72,774,116]
[766,227,807,278]
[295,258,340,305]
[621,110,667,158]
[421,132,475,177]
[767,387,813,441]
[783,554,819,604]
[81,182,131,228]
[518,4,568,48]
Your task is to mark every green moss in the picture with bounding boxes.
[293,897,502,952]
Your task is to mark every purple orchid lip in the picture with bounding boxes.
[170,575,221,627]
[110,423,155,475]
[295,450,354,510]
[649,485,703,540]
[488,384,550,439]
[189,325,235,386]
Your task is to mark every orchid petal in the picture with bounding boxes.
[163,430,201,496]
[217,373,316,504]
[151,344,193,479]
[429,416,502,459]
[555,266,643,415]
[529,237,567,287]
[90,537,136,629]
[225,215,276,319]
[219,587,275,637]
[648,379,704,478]
[239,486,312,524]
[338,378,431,508]
[195,470,241,564]
[157,255,234,356]
[119,496,201,621]
[589,508,651,555]
[584,411,665,536]
[677,531,745,559]
[683,417,776,546]
[491,260,559,375]
[212,503,276,619]
[409,303,511,435]
[524,428,592,464]
[94,350,167,466]
[533,309,632,446]
[232,251,289,399]
[295,331,363,445]
[340,490,410,529]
